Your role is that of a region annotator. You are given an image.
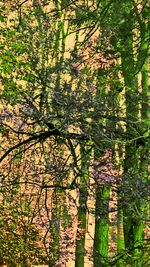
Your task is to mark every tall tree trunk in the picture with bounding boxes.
[117,207,125,267]
[75,144,90,267]
[120,10,149,264]
[132,30,149,266]
[121,59,140,253]
[93,185,110,267]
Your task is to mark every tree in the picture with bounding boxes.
[67,0,149,265]
[75,143,91,267]
[0,1,149,266]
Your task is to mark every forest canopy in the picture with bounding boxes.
[0,1,149,267]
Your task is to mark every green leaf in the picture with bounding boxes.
[143,131,149,138]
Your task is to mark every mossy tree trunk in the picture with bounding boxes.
[93,185,110,267]
[120,4,149,264]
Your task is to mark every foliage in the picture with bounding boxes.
[0,190,44,266]
[0,0,149,266]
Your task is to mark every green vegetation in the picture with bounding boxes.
[0,0,149,266]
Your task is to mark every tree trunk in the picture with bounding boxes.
[93,186,110,267]
[75,144,91,267]
[117,208,125,267]
[120,11,148,264]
